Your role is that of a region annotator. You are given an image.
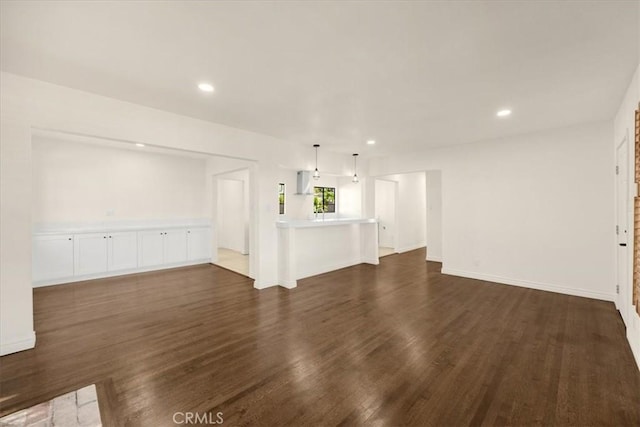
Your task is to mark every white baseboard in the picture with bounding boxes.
[361,257,380,265]
[396,243,426,254]
[297,258,362,280]
[278,280,297,289]
[33,259,212,288]
[626,311,640,372]
[426,255,442,262]
[629,330,640,372]
[0,331,36,356]
[253,279,279,289]
[441,267,615,302]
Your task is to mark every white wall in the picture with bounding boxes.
[614,63,640,370]
[375,179,396,249]
[397,172,427,252]
[32,137,207,224]
[0,71,358,355]
[217,169,250,254]
[277,169,309,220]
[425,171,443,262]
[0,119,34,356]
[337,177,362,219]
[370,121,615,302]
[378,172,427,253]
[277,169,343,220]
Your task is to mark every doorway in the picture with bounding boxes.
[425,170,443,262]
[215,169,250,276]
[375,179,398,257]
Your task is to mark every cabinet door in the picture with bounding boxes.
[164,229,188,264]
[138,230,165,267]
[108,231,138,271]
[33,235,74,282]
[74,233,109,276]
[187,227,211,261]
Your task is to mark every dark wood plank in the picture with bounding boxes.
[95,378,123,427]
[0,249,638,426]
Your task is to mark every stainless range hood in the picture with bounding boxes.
[295,171,314,195]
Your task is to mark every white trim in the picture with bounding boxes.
[33,219,211,235]
[396,243,426,254]
[626,310,640,371]
[0,331,36,356]
[280,258,377,288]
[426,255,442,262]
[279,280,297,289]
[441,267,615,302]
[276,218,377,229]
[33,259,212,288]
[297,258,362,280]
[253,280,278,290]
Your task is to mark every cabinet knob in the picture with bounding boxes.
[109,236,112,238]
[103,236,106,239]
[68,238,72,241]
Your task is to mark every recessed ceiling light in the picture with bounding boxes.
[198,83,214,93]
[496,109,512,117]
[135,143,145,147]
[367,140,376,145]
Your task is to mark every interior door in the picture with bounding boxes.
[617,137,630,323]
[375,179,397,249]
[217,178,246,253]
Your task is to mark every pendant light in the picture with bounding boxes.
[313,144,320,180]
[352,153,359,183]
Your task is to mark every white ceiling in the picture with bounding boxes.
[1,1,638,156]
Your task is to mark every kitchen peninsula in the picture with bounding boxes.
[276,218,379,288]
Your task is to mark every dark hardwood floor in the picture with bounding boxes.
[1,249,639,426]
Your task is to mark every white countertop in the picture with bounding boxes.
[33,219,212,235]
[276,218,377,229]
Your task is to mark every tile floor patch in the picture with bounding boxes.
[0,385,101,427]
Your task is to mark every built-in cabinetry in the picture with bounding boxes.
[187,228,211,260]
[138,229,189,267]
[33,234,74,282]
[73,231,139,276]
[33,224,212,287]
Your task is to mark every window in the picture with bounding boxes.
[278,183,285,215]
[314,186,335,213]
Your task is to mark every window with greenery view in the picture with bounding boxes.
[278,183,285,214]
[314,186,335,213]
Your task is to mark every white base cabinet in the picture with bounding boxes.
[138,230,165,267]
[138,229,188,267]
[164,230,188,264]
[33,235,74,282]
[74,233,108,276]
[33,225,211,287]
[74,231,138,276]
[108,232,138,271]
[187,227,211,260]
